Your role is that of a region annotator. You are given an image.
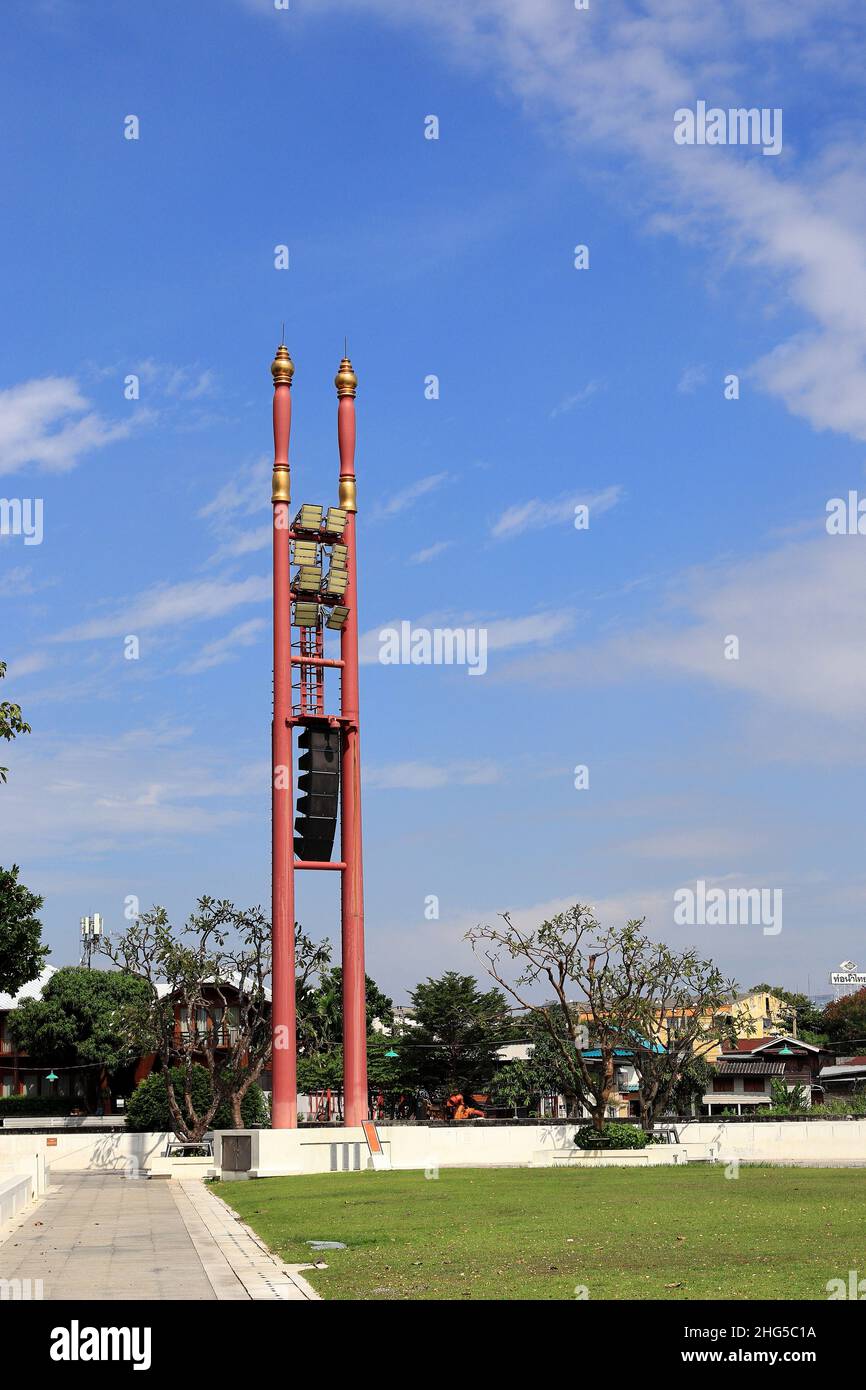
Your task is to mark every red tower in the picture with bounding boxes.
[270,342,368,1129]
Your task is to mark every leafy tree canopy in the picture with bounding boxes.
[0,661,31,784]
[821,987,866,1045]
[298,966,393,1053]
[0,863,48,996]
[401,970,515,1095]
[8,965,150,1070]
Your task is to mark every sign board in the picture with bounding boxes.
[361,1120,391,1171]
[831,972,866,986]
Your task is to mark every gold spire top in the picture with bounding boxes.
[271,343,295,386]
[335,356,357,398]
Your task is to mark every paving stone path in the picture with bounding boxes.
[0,1172,319,1302]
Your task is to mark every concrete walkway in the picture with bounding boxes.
[0,1173,319,1302]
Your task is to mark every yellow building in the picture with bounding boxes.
[656,989,794,1064]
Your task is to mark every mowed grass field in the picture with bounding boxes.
[214,1165,866,1300]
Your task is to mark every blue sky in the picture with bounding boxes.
[2,0,866,1003]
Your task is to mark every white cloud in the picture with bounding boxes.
[53,575,270,642]
[676,365,708,395]
[549,381,603,419]
[372,471,449,520]
[0,725,265,855]
[365,759,500,790]
[0,377,140,476]
[0,565,50,598]
[358,609,573,664]
[135,360,216,401]
[408,540,453,565]
[178,618,267,674]
[503,534,866,721]
[199,456,270,521]
[4,651,50,679]
[295,0,866,444]
[491,485,623,540]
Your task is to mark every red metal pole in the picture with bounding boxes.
[335,354,368,1127]
[271,343,297,1128]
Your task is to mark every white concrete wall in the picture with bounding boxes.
[2,1119,864,1184]
[0,1174,34,1224]
[677,1120,866,1165]
[0,1131,172,1178]
[213,1119,866,1177]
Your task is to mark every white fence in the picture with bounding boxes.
[1,1120,864,1186]
[213,1118,866,1177]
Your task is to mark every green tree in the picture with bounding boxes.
[0,661,31,784]
[298,966,392,1053]
[126,1065,268,1132]
[102,899,326,1139]
[401,971,514,1096]
[0,864,49,996]
[769,1078,808,1112]
[749,982,825,1037]
[491,1059,538,1117]
[822,988,866,1045]
[8,967,151,1101]
[468,906,739,1132]
[669,1055,712,1116]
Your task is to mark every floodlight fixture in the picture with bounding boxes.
[293,601,319,627]
[326,605,349,631]
[294,503,323,532]
[324,506,347,535]
[323,569,348,597]
[294,565,323,591]
[329,543,348,569]
[292,539,319,566]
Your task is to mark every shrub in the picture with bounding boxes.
[574,1122,647,1150]
[125,1065,269,1132]
[0,1095,80,1118]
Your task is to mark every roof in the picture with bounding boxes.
[818,1064,866,1080]
[702,1092,772,1105]
[723,1035,821,1056]
[0,964,58,1012]
[716,1059,786,1076]
[582,1041,665,1058]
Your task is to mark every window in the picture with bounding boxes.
[743,1077,766,1093]
[712,1078,729,1093]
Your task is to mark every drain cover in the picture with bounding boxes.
[306,1240,346,1251]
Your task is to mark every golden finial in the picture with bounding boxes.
[271,342,295,386]
[335,354,357,398]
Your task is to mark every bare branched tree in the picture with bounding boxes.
[101,898,329,1139]
[467,904,741,1133]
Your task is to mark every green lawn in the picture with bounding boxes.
[213,1165,866,1300]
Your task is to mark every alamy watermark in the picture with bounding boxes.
[674,879,782,936]
[378,622,487,676]
[0,1278,43,1300]
[0,497,43,545]
[674,101,782,157]
[826,492,866,535]
[827,1270,866,1299]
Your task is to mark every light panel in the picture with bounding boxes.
[294,565,322,591]
[326,605,349,630]
[324,507,347,534]
[329,543,348,569]
[293,601,319,627]
[323,569,348,596]
[294,503,323,532]
[292,539,319,566]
